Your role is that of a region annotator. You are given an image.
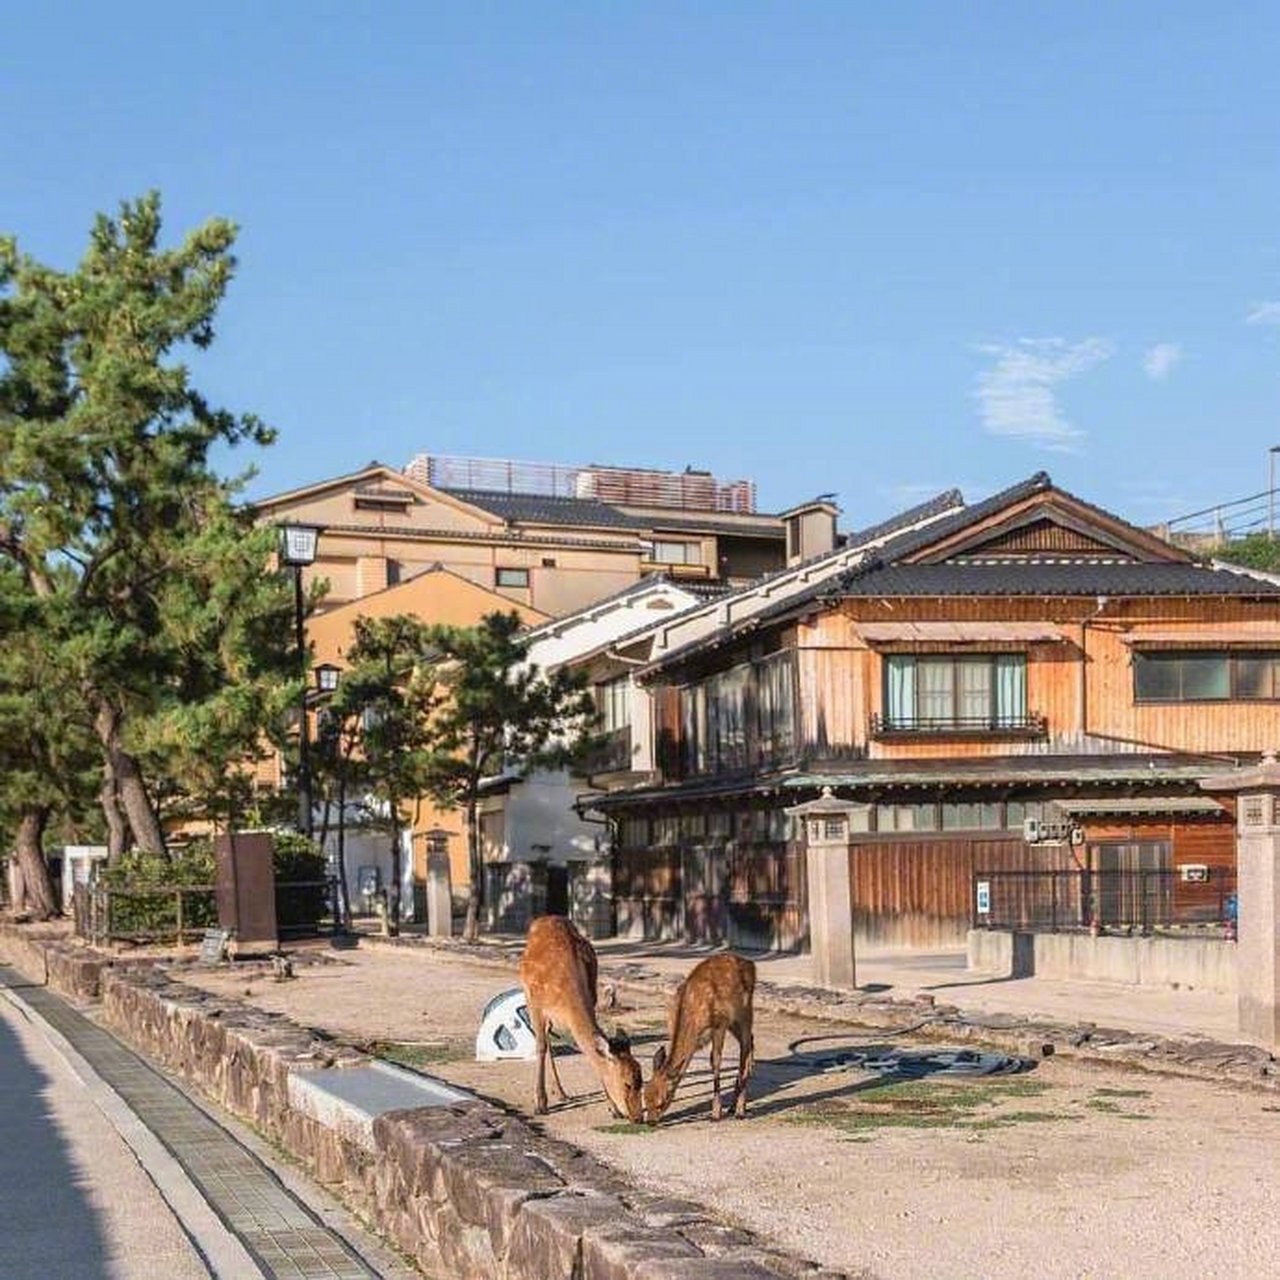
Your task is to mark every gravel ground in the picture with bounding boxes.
[181,945,1280,1279]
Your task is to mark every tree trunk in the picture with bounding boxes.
[14,808,59,921]
[100,761,128,863]
[95,702,166,855]
[387,799,402,938]
[464,795,482,942]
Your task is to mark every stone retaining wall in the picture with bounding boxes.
[1,924,839,1280]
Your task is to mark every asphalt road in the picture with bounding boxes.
[0,995,210,1280]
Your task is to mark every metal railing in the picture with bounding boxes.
[871,711,1048,737]
[1161,487,1279,543]
[73,878,341,946]
[972,868,1237,936]
[580,725,634,774]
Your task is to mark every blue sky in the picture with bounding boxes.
[6,2,1280,526]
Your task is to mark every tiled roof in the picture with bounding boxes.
[442,487,786,538]
[587,754,1225,808]
[844,487,965,547]
[831,561,1280,598]
[441,488,651,529]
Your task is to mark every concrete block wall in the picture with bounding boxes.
[968,928,1237,996]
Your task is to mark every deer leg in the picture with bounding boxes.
[710,1028,726,1120]
[545,1025,571,1102]
[531,1007,550,1115]
[733,1025,754,1119]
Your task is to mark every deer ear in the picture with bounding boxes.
[607,1032,631,1055]
[652,1045,667,1073]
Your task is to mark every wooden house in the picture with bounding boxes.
[590,473,1280,951]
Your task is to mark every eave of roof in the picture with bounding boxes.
[586,754,1228,809]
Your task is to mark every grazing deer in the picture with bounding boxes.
[643,952,756,1124]
[518,916,644,1121]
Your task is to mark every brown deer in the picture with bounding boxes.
[518,916,644,1121]
[642,952,756,1124]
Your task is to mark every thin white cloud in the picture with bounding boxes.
[1143,342,1182,381]
[973,337,1113,452]
[1246,301,1280,325]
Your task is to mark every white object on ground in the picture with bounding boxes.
[476,988,537,1061]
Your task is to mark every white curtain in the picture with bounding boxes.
[886,655,916,726]
[995,655,1026,725]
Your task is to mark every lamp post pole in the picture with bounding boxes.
[279,524,321,842]
[293,563,313,839]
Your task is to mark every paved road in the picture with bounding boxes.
[0,993,210,1279]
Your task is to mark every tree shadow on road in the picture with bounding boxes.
[0,1004,115,1279]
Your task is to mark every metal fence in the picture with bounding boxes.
[73,878,341,946]
[972,868,1237,936]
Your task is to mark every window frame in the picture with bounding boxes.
[649,539,702,566]
[881,652,1028,731]
[495,566,531,589]
[1133,649,1280,703]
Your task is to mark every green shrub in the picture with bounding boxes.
[99,846,218,937]
[98,834,332,940]
[271,832,330,930]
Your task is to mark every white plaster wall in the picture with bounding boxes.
[491,771,608,865]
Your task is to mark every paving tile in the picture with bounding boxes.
[0,967,382,1279]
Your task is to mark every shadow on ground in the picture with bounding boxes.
[0,1000,115,1279]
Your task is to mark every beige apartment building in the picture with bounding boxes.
[253,454,805,619]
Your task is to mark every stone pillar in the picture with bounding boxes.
[1202,752,1280,1049]
[424,832,453,938]
[786,788,867,990]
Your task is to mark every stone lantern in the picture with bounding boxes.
[1201,750,1280,1049]
[785,787,869,989]
[424,827,453,938]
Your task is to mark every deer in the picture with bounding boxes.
[518,915,644,1122]
[642,952,756,1125]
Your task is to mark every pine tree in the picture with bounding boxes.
[327,616,447,936]
[418,612,596,942]
[1,193,286,854]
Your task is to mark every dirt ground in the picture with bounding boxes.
[180,944,1280,1279]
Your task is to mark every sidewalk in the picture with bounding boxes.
[592,938,1239,1043]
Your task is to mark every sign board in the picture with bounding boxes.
[976,881,991,916]
[197,928,231,965]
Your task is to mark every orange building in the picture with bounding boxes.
[302,565,546,893]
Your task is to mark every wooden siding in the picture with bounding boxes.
[957,519,1135,557]
[849,834,1066,948]
[831,596,1280,758]
[613,841,807,952]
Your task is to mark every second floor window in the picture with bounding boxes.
[650,540,702,565]
[1134,650,1280,701]
[884,653,1027,730]
[496,566,530,589]
[597,676,631,731]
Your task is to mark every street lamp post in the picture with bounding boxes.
[279,524,321,840]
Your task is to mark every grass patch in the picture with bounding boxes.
[1085,1098,1123,1114]
[594,1122,654,1136]
[370,1040,468,1070]
[1092,1087,1151,1099]
[783,1076,1064,1139]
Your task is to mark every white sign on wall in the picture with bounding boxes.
[976,880,991,915]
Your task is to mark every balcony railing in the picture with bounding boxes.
[580,725,635,775]
[870,711,1048,739]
